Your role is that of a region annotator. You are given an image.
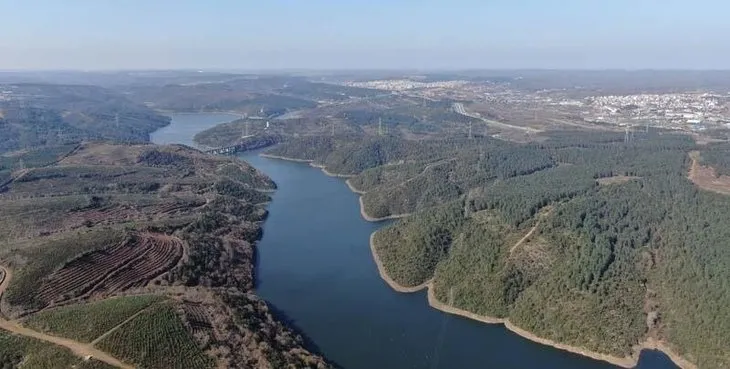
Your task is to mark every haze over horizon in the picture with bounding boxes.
[1,0,728,70]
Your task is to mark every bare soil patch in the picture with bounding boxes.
[688,151,730,195]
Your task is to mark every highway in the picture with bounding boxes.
[453,103,541,133]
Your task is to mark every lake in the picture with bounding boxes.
[153,113,681,369]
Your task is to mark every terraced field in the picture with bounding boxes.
[33,233,182,306]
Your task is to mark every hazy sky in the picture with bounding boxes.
[0,0,728,70]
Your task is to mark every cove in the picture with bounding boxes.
[154,113,681,369]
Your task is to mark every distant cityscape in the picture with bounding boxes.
[584,93,730,130]
[3,73,730,135]
[345,78,730,133]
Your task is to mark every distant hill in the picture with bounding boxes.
[0,83,170,153]
[124,76,381,115]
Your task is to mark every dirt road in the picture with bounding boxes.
[0,266,134,369]
[509,208,553,255]
[509,223,540,254]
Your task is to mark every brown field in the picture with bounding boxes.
[688,151,730,195]
[65,201,202,229]
[58,144,147,166]
[65,205,142,227]
[36,233,183,305]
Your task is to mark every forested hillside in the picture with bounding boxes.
[124,77,380,115]
[267,130,729,369]
[0,84,170,152]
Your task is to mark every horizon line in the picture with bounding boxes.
[3,68,730,73]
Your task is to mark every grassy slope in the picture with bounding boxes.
[96,303,213,369]
[23,295,163,343]
[0,329,92,369]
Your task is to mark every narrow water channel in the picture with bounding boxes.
[153,113,681,369]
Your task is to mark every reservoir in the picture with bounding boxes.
[153,113,681,369]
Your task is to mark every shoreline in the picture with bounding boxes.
[260,153,411,222]
[259,153,314,163]
[308,163,354,178]
[258,154,355,178]
[367,228,696,369]
[368,233,431,293]
[358,197,410,222]
[345,179,366,195]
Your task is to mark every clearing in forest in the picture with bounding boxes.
[596,175,641,185]
[688,151,730,195]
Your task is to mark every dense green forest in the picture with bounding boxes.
[269,130,729,369]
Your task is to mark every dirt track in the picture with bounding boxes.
[509,223,540,254]
[688,151,730,195]
[0,266,135,369]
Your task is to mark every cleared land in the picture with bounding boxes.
[688,151,730,195]
[596,175,641,185]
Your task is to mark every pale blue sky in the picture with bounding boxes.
[0,0,727,70]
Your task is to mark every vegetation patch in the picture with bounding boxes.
[24,295,163,342]
[0,330,89,369]
[96,302,214,369]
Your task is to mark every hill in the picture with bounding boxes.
[0,83,170,153]
[0,142,330,369]
[264,130,729,369]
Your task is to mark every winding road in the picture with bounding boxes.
[0,266,134,369]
